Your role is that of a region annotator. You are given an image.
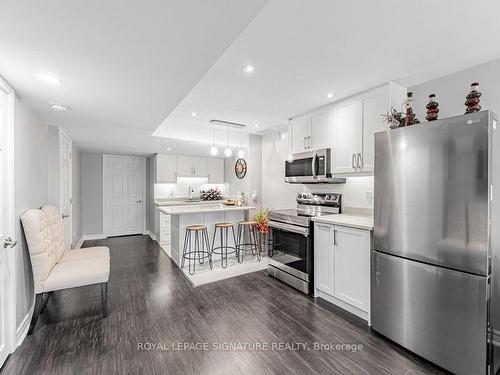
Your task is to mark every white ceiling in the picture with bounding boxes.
[2,0,500,157]
[0,0,268,156]
[155,0,500,141]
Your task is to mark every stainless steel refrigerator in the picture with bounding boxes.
[372,110,500,375]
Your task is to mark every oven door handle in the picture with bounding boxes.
[269,221,309,236]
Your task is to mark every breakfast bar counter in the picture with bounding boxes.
[162,204,255,267]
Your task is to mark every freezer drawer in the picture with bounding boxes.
[371,250,488,375]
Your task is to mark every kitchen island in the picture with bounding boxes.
[158,203,255,267]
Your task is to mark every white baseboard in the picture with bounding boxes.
[16,300,34,347]
[79,234,107,246]
[145,230,156,241]
[75,237,84,249]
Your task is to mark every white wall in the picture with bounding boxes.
[261,131,374,210]
[410,58,500,120]
[13,97,48,332]
[224,134,262,208]
[81,152,103,236]
[71,145,82,247]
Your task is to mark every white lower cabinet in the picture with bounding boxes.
[314,222,371,323]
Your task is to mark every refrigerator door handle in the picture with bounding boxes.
[352,153,356,170]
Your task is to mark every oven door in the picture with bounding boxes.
[268,220,312,282]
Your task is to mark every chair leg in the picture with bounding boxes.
[101,282,108,317]
[231,226,237,261]
[204,229,213,269]
[28,293,45,335]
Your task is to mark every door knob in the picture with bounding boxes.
[3,237,17,249]
[62,214,70,219]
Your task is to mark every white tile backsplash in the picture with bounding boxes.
[155,182,227,199]
[305,176,374,209]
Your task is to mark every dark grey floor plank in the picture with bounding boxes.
[2,235,445,375]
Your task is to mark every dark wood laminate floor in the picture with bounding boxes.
[2,235,445,375]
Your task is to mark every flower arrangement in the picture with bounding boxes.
[253,208,269,233]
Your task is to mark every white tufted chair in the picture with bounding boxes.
[21,205,110,334]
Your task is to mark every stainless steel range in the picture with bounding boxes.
[268,192,341,294]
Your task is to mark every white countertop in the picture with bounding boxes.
[311,214,374,230]
[160,204,255,215]
[154,200,224,207]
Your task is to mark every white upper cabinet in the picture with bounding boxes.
[332,82,407,174]
[332,100,362,173]
[360,87,388,172]
[290,104,333,153]
[288,82,406,172]
[309,105,333,150]
[207,158,224,183]
[153,154,178,183]
[177,155,208,177]
[192,157,207,177]
[177,155,193,176]
[290,113,310,153]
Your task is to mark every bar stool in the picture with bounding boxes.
[236,221,261,263]
[211,223,238,268]
[181,225,212,275]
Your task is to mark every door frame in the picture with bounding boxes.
[59,129,72,250]
[102,155,146,237]
[0,76,16,365]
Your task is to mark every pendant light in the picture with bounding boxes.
[237,127,245,158]
[209,122,218,156]
[224,125,232,157]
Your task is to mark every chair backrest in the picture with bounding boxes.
[20,205,65,293]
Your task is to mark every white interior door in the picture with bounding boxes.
[0,84,16,368]
[60,132,72,250]
[104,156,145,237]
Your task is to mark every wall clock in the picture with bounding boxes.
[235,158,247,179]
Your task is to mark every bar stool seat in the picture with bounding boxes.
[181,225,212,275]
[215,223,233,228]
[236,221,261,263]
[211,223,237,268]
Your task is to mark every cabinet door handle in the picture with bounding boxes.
[334,229,338,246]
[357,153,362,171]
[352,153,356,170]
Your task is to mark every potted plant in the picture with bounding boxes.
[253,209,269,256]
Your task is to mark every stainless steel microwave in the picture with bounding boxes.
[284,148,346,184]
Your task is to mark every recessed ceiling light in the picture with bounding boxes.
[36,72,62,85]
[242,64,256,74]
[191,112,197,117]
[326,92,335,99]
[166,147,172,151]
[50,104,69,112]
[130,145,137,150]
[254,123,260,128]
